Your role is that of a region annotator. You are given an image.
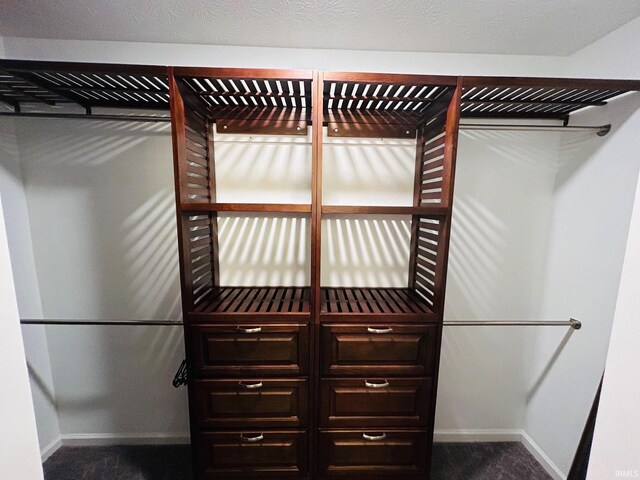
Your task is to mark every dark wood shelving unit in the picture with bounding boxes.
[3,59,640,480]
[170,66,318,480]
[316,72,461,480]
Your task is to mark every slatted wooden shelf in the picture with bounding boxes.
[323,73,457,134]
[460,76,640,119]
[190,286,311,319]
[0,60,169,111]
[320,287,437,321]
[182,203,312,213]
[174,67,313,123]
[322,205,448,216]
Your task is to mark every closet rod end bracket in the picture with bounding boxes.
[570,318,582,330]
[597,124,612,137]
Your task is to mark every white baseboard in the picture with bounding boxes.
[41,432,190,459]
[60,433,191,447]
[520,430,567,480]
[434,428,567,480]
[40,436,62,462]
[434,428,524,443]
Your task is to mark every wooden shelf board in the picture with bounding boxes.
[192,286,311,315]
[182,203,312,213]
[321,205,448,216]
[320,287,437,318]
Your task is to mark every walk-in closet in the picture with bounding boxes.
[1,57,640,480]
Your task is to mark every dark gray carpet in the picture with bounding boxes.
[43,442,552,480]
[431,442,553,479]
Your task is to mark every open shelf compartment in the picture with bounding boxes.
[181,209,311,320]
[320,212,446,323]
[171,67,315,213]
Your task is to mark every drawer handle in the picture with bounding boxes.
[237,326,262,333]
[367,327,393,334]
[362,432,387,441]
[365,380,390,389]
[239,433,264,443]
[238,381,263,389]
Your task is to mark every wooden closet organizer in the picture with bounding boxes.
[2,59,640,480]
[169,68,463,479]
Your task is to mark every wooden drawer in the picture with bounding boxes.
[193,379,308,429]
[319,429,428,478]
[320,378,431,428]
[196,430,308,478]
[321,324,436,376]
[190,324,309,377]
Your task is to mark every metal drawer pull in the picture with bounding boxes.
[237,326,262,333]
[365,380,390,389]
[362,433,387,441]
[238,381,263,389]
[367,327,393,334]
[239,433,264,443]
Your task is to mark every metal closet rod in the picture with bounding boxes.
[0,112,171,123]
[461,123,611,136]
[20,319,183,326]
[0,111,610,136]
[20,318,582,329]
[444,318,582,330]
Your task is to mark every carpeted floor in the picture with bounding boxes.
[43,442,553,480]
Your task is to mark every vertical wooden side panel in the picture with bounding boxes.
[169,68,194,311]
[433,80,461,314]
[312,70,323,321]
[408,126,427,289]
[169,66,199,478]
[310,69,324,480]
[424,79,462,476]
[440,82,462,212]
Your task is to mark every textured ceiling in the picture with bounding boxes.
[1,0,640,56]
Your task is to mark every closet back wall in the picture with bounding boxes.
[7,112,562,443]
[16,116,188,440]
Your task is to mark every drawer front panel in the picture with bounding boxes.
[191,324,309,377]
[194,379,308,428]
[321,324,436,376]
[196,431,308,478]
[319,430,427,477]
[320,378,431,428]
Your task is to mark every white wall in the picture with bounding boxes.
[567,16,640,79]
[15,116,189,441]
[524,95,640,476]
[563,15,640,479]
[438,124,560,434]
[321,133,415,287]
[587,147,640,479]
[0,195,44,480]
[0,36,565,77]
[0,117,61,456]
[215,130,312,287]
